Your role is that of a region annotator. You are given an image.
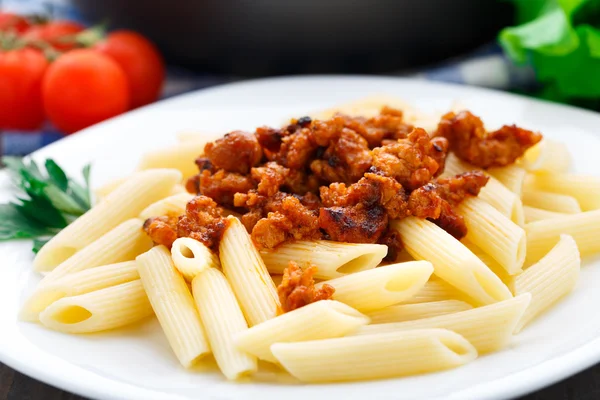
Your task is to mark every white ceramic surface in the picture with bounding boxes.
[1,76,600,400]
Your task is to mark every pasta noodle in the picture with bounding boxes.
[137,246,210,368]
[235,300,369,363]
[527,173,600,211]
[526,210,600,263]
[34,169,181,272]
[94,176,127,200]
[461,239,514,287]
[138,193,194,220]
[39,280,153,334]
[20,261,138,322]
[136,141,209,179]
[315,261,433,312]
[400,279,466,304]
[523,206,567,223]
[220,216,280,326]
[488,164,527,196]
[392,217,512,305]
[522,189,582,214]
[171,237,220,282]
[192,268,257,380]
[513,235,580,332]
[520,139,571,174]
[356,293,531,354]
[260,241,387,280]
[365,300,473,324]
[271,329,477,382]
[457,197,526,275]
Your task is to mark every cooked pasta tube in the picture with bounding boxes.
[457,197,526,275]
[366,300,473,324]
[94,176,127,200]
[314,261,433,312]
[400,279,466,304]
[461,239,514,287]
[356,293,531,354]
[271,329,477,382]
[171,237,220,282]
[235,300,369,363]
[488,164,527,196]
[136,140,209,179]
[522,189,581,214]
[526,210,600,263]
[443,153,523,226]
[513,235,580,332]
[192,268,256,380]
[20,261,138,322]
[41,218,152,284]
[527,173,600,211]
[138,193,194,220]
[38,280,153,334]
[393,218,512,305]
[520,139,571,174]
[137,246,210,368]
[220,216,280,326]
[260,241,387,280]
[34,169,181,272]
[523,206,567,223]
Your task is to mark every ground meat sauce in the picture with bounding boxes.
[146,106,539,262]
[277,261,335,312]
[435,111,542,168]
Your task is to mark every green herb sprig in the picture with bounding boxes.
[0,157,92,253]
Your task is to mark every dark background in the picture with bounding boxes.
[2,361,600,400]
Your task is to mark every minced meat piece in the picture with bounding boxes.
[378,228,403,261]
[271,127,318,169]
[204,130,263,174]
[251,161,289,197]
[177,195,229,251]
[198,169,256,207]
[338,106,414,148]
[310,128,372,184]
[251,195,321,249]
[143,216,178,248]
[435,111,542,168]
[371,128,449,191]
[319,204,388,243]
[277,261,335,312]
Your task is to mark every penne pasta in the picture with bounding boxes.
[513,235,580,332]
[235,300,369,363]
[457,197,526,275]
[356,293,531,354]
[400,279,466,304]
[315,261,433,312]
[520,139,571,174]
[39,280,153,334]
[366,300,473,324]
[526,210,600,263]
[34,169,181,272]
[136,140,209,179]
[522,189,581,214]
[523,206,567,223]
[488,164,527,196]
[41,218,152,284]
[271,329,477,382]
[137,246,210,368]
[220,216,280,326]
[461,239,514,287]
[443,153,524,226]
[138,192,194,220]
[260,241,387,280]
[526,173,600,211]
[94,176,127,200]
[192,268,257,380]
[393,217,512,305]
[20,261,139,322]
[171,237,220,282]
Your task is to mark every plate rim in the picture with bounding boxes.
[3,74,600,400]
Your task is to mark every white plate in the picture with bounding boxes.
[1,76,600,400]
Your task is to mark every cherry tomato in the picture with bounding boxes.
[42,49,130,133]
[0,48,48,130]
[23,20,85,51]
[0,12,30,33]
[94,30,165,109]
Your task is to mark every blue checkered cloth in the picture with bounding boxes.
[1,0,535,156]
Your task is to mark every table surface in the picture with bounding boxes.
[2,362,600,400]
